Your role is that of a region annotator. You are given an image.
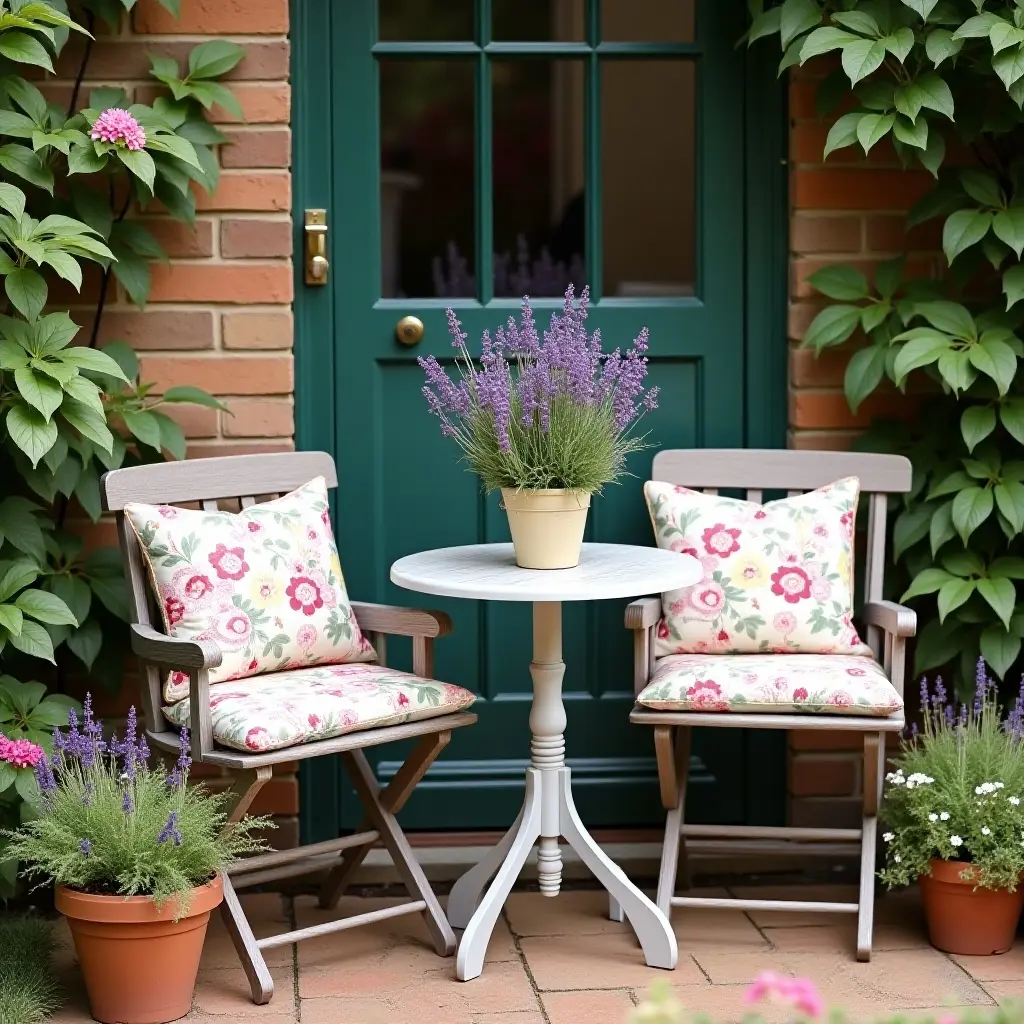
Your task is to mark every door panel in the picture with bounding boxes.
[310,0,780,833]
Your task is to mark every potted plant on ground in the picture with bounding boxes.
[3,696,267,1024]
[419,285,659,569]
[879,662,1024,956]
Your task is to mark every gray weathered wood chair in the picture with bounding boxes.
[101,451,477,1004]
[621,449,915,962]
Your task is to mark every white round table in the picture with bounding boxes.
[390,542,701,981]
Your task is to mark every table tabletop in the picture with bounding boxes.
[390,542,701,603]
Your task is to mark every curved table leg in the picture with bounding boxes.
[558,769,677,970]
[608,895,625,922]
[456,770,543,982]
[447,807,525,930]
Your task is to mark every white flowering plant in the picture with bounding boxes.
[880,661,1024,892]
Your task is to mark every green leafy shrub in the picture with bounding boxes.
[748,0,1024,691]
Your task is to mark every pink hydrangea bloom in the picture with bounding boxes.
[90,108,146,151]
[0,734,45,768]
[744,972,824,1019]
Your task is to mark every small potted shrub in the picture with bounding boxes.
[3,696,267,1024]
[419,286,658,569]
[880,663,1024,956]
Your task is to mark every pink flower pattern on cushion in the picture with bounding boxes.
[163,663,476,753]
[637,653,902,717]
[644,476,871,657]
[124,477,376,702]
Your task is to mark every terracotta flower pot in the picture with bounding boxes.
[56,874,223,1024]
[501,488,591,569]
[919,858,1024,956]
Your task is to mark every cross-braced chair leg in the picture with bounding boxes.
[656,726,692,916]
[319,731,451,910]
[341,748,457,956]
[856,731,886,963]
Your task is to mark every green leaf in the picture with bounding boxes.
[59,397,113,453]
[993,207,1024,258]
[894,503,934,560]
[0,562,38,603]
[938,577,976,621]
[782,0,822,46]
[942,549,984,576]
[108,243,150,308]
[187,38,246,79]
[951,486,995,543]
[807,265,869,301]
[893,114,928,149]
[990,556,1024,579]
[1001,398,1024,444]
[800,27,862,60]
[122,409,162,450]
[875,256,904,300]
[902,566,956,601]
[930,500,955,555]
[0,143,52,192]
[159,385,226,409]
[938,348,977,393]
[154,412,186,460]
[99,340,139,382]
[961,169,1004,208]
[48,574,91,625]
[955,13,1005,38]
[900,0,937,18]
[824,112,864,158]
[803,305,862,350]
[995,481,1024,532]
[842,39,886,84]
[994,44,1024,89]
[0,604,23,637]
[8,619,53,663]
[919,128,945,177]
[980,624,1020,680]
[943,209,993,263]
[73,463,101,523]
[0,496,44,562]
[1005,264,1024,310]
[5,269,46,322]
[13,366,61,420]
[111,221,164,261]
[116,148,156,192]
[915,72,955,120]
[961,405,997,451]
[915,301,976,339]
[844,345,887,412]
[978,577,1016,629]
[0,183,25,222]
[882,27,915,63]
[892,328,952,382]
[14,589,76,627]
[6,403,56,467]
[969,332,1018,395]
[59,347,130,382]
[177,80,243,120]
[925,28,963,66]
[0,31,53,72]
[67,144,107,175]
[856,112,895,153]
[88,574,128,621]
[749,5,782,44]
[69,182,112,239]
[66,618,101,670]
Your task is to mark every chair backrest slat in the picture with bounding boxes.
[746,489,762,504]
[240,496,257,509]
[202,499,219,512]
[703,488,718,496]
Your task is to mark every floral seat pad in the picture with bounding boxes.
[636,653,902,717]
[163,663,476,753]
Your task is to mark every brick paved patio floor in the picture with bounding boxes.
[51,885,1024,1023]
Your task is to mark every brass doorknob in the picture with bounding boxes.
[396,315,424,346]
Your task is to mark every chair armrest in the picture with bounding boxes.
[351,602,452,638]
[863,601,917,638]
[130,623,223,670]
[625,597,663,630]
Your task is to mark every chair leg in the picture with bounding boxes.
[856,732,885,962]
[220,873,274,1004]
[656,726,691,916]
[319,732,451,910]
[341,749,457,957]
[224,766,272,828]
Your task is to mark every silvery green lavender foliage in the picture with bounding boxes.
[2,695,268,917]
[880,659,1024,891]
[419,286,659,493]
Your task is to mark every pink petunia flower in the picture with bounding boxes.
[744,971,824,1019]
[91,108,146,150]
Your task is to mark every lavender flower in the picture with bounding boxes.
[82,782,94,808]
[168,727,192,788]
[122,789,133,815]
[974,658,988,717]
[157,811,182,846]
[33,755,56,795]
[79,838,91,857]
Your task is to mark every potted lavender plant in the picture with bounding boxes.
[3,697,267,1024]
[419,285,658,569]
[879,663,1024,956]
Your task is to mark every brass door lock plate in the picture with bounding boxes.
[304,209,329,285]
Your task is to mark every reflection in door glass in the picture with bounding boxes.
[602,61,695,298]
[492,60,585,298]
[492,0,584,41]
[379,61,475,298]
[601,0,694,41]
[378,0,474,41]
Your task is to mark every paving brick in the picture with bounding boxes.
[96,309,215,350]
[197,171,291,212]
[542,990,635,1024]
[222,309,294,349]
[222,128,291,168]
[147,263,293,304]
[223,397,294,437]
[134,0,288,34]
[221,218,293,258]
[140,355,293,395]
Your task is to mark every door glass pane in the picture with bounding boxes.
[601,0,695,42]
[602,60,695,298]
[379,60,475,298]
[378,0,474,41]
[492,0,585,41]
[492,60,585,297]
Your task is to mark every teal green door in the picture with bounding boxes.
[293,0,788,840]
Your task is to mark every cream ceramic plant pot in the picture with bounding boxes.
[501,488,591,569]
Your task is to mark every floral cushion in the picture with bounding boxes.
[163,663,476,753]
[644,476,871,658]
[125,477,376,702]
[636,653,902,717]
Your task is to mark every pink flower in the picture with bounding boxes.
[244,727,272,751]
[168,670,188,692]
[701,523,741,557]
[183,574,213,601]
[287,575,323,615]
[771,565,812,603]
[657,621,669,639]
[793,687,808,702]
[773,612,797,635]
[209,543,249,581]
[686,679,729,711]
[165,596,185,626]
[157,505,179,518]
[247,521,262,534]
[744,971,824,1019]
[687,582,726,618]
[0,735,45,768]
[90,107,146,150]
[296,625,317,650]
[828,690,853,707]
[308,714,321,728]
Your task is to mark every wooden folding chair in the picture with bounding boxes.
[622,449,915,962]
[101,452,477,1004]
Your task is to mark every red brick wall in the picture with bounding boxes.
[56,0,298,843]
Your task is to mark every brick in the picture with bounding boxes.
[209,777,297,815]
[159,403,218,438]
[134,0,288,33]
[223,397,294,437]
[791,256,936,299]
[221,128,291,169]
[222,310,293,349]
[97,310,215,350]
[221,218,292,258]
[790,345,854,388]
[65,518,119,554]
[196,171,291,212]
[133,83,290,123]
[789,756,858,797]
[787,301,822,341]
[147,263,293,303]
[793,169,934,211]
[790,214,861,254]
[790,389,920,430]
[789,429,861,451]
[140,218,214,259]
[187,441,295,458]
[790,797,862,830]
[865,213,944,253]
[140,355,293,395]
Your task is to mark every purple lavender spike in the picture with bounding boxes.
[34,756,56,795]
[157,811,182,846]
